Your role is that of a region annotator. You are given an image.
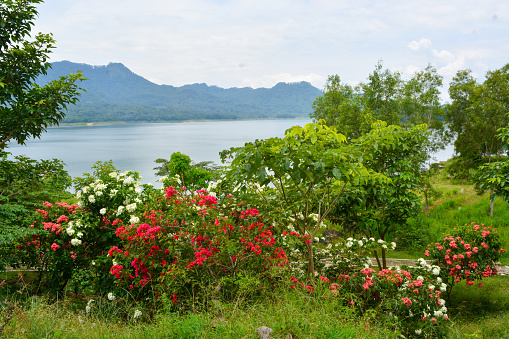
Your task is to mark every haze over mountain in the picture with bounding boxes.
[37,61,323,123]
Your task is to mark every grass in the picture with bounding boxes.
[1,288,401,339]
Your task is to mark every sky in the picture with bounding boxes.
[32,0,509,101]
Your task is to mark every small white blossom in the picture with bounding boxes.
[133,310,142,319]
[96,191,103,196]
[158,176,167,183]
[358,240,364,247]
[76,191,82,199]
[123,176,134,185]
[109,189,118,197]
[107,292,115,301]
[415,329,422,335]
[100,208,107,215]
[432,266,440,276]
[391,242,396,249]
[76,232,83,238]
[116,205,125,216]
[71,238,82,246]
[126,203,137,213]
[109,172,117,178]
[88,195,96,203]
[129,215,140,224]
[77,200,85,208]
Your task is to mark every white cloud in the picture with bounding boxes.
[407,38,432,51]
[404,65,421,76]
[432,49,456,64]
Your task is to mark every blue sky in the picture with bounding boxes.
[33,0,509,100]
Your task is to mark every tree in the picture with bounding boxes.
[154,152,218,189]
[222,121,387,277]
[0,0,84,151]
[333,121,429,269]
[310,75,373,139]
[447,65,509,180]
[0,0,84,264]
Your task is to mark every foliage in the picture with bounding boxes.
[0,153,71,269]
[14,162,153,294]
[0,0,84,150]
[447,64,509,179]
[221,120,386,276]
[154,152,220,189]
[292,258,449,337]
[335,121,429,268]
[425,222,506,301]
[107,182,289,310]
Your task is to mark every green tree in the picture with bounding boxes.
[447,65,509,180]
[310,75,373,139]
[334,121,429,269]
[0,0,84,150]
[360,60,403,126]
[155,152,218,189]
[222,121,387,277]
[0,0,83,265]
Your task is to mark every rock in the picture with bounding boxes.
[256,326,273,339]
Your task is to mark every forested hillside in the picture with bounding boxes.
[37,61,322,122]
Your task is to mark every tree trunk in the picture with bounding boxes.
[306,242,314,277]
[424,189,430,218]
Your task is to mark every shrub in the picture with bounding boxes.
[425,222,506,300]
[107,184,289,311]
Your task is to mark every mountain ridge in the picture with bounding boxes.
[37,61,322,123]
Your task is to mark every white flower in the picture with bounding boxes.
[66,227,75,236]
[346,241,353,248]
[82,186,88,194]
[158,176,167,183]
[369,238,375,242]
[107,292,115,301]
[358,240,364,247]
[432,266,440,276]
[88,195,96,203]
[109,172,117,178]
[116,205,125,216]
[135,187,142,194]
[428,285,435,291]
[377,239,384,244]
[129,215,140,224]
[382,244,388,249]
[86,299,94,314]
[126,203,137,213]
[92,261,96,265]
[100,208,107,215]
[440,283,447,292]
[71,238,82,246]
[417,276,424,281]
[123,176,134,185]
[76,191,82,199]
[77,200,85,208]
[109,189,118,197]
[76,232,83,238]
[133,310,142,319]
[96,191,103,197]
[415,329,422,335]
[391,242,396,249]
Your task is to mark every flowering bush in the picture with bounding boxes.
[425,222,506,299]
[290,257,449,337]
[107,184,289,310]
[16,162,155,294]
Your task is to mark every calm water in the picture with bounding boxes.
[7,119,455,187]
[7,120,312,186]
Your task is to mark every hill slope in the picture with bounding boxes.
[38,61,322,122]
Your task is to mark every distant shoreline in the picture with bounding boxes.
[57,117,312,127]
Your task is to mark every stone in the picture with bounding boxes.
[256,326,274,339]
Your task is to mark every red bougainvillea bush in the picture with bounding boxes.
[107,184,289,311]
[425,222,506,299]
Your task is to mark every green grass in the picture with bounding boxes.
[1,289,401,339]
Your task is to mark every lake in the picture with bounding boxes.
[7,119,455,187]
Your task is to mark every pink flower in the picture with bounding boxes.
[472,247,478,253]
[401,297,412,307]
[51,243,60,251]
[425,250,430,257]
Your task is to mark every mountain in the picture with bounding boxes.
[37,61,323,123]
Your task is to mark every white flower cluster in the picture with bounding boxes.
[107,292,115,301]
[86,299,94,314]
[416,258,442,277]
[133,309,142,319]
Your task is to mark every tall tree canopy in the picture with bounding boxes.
[447,64,509,179]
[0,0,84,151]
